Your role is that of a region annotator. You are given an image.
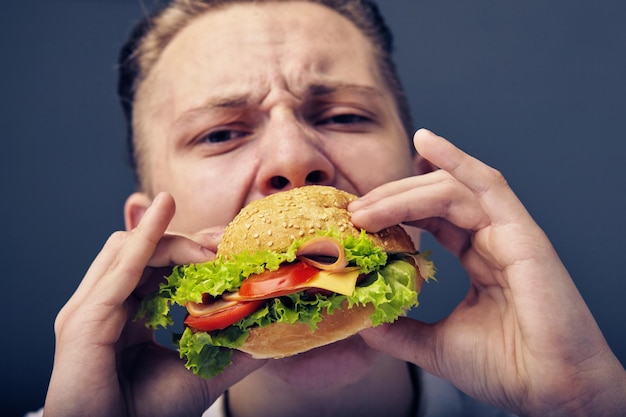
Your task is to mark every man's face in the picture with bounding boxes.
[134,1,415,233]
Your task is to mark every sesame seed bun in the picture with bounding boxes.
[217,186,419,359]
[240,301,376,359]
[218,185,415,257]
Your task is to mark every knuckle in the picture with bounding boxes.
[105,230,129,248]
[437,176,460,216]
[473,167,509,197]
[439,175,461,195]
[486,166,508,188]
[53,304,72,336]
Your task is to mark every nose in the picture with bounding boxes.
[255,112,335,195]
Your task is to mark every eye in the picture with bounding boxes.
[316,113,371,126]
[200,129,248,144]
[192,126,253,156]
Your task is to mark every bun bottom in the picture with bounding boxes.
[239,302,375,359]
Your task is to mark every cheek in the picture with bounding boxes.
[333,139,413,193]
[154,159,257,233]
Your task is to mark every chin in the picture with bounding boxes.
[257,334,383,390]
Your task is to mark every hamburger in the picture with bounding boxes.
[138,185,435,378]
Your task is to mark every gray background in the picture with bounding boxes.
[2,1,625,416]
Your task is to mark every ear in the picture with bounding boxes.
[411,152,437,176]
[124,192,153,231]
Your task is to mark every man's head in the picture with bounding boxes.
[119,0,414,190]
[119,0,426,390]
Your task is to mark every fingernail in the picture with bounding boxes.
[348,197,370,212]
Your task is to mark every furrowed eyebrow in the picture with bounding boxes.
[307,82,385,100]
[208,94,253,108]
[172,82,384,129]
[172,93,252,128]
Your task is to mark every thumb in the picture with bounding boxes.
[197,352,267,413]
[360,317,440,376]
[206,352,267,397]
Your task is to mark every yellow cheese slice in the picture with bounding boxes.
[295,269,360,296]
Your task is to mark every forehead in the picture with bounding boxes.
[136,2,385,114]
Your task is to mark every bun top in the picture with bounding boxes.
[218,185,415,257]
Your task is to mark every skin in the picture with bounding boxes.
[131,3,413,233]
[44,2,626,417]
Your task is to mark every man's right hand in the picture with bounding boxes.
[43,192,265,417]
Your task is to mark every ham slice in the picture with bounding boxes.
[295,236,348,272]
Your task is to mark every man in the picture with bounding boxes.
[40,1,626,416]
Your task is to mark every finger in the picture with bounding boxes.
[350,172,489,233]
[167,225,226,254]
[133,234,217,298]
[349,172,445,212]
[136,227,225,294]
[62,231,128,310]
[204,352,267,399]
[412,216,472,257]
[148,233,216,267]
[93,192,176,305]
[117,345,267,416]
[60,194,173,311]
[65,233,212,318]
[359,317,441,377]
[413,129,529,224]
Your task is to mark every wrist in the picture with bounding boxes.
[581,369,626,417]
[523,364,626,417]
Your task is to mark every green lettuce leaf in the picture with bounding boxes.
[347,259,419,326]
[178,326,248,378]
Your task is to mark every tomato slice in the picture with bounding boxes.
[238,261,319,299]
[184,300,264,332]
